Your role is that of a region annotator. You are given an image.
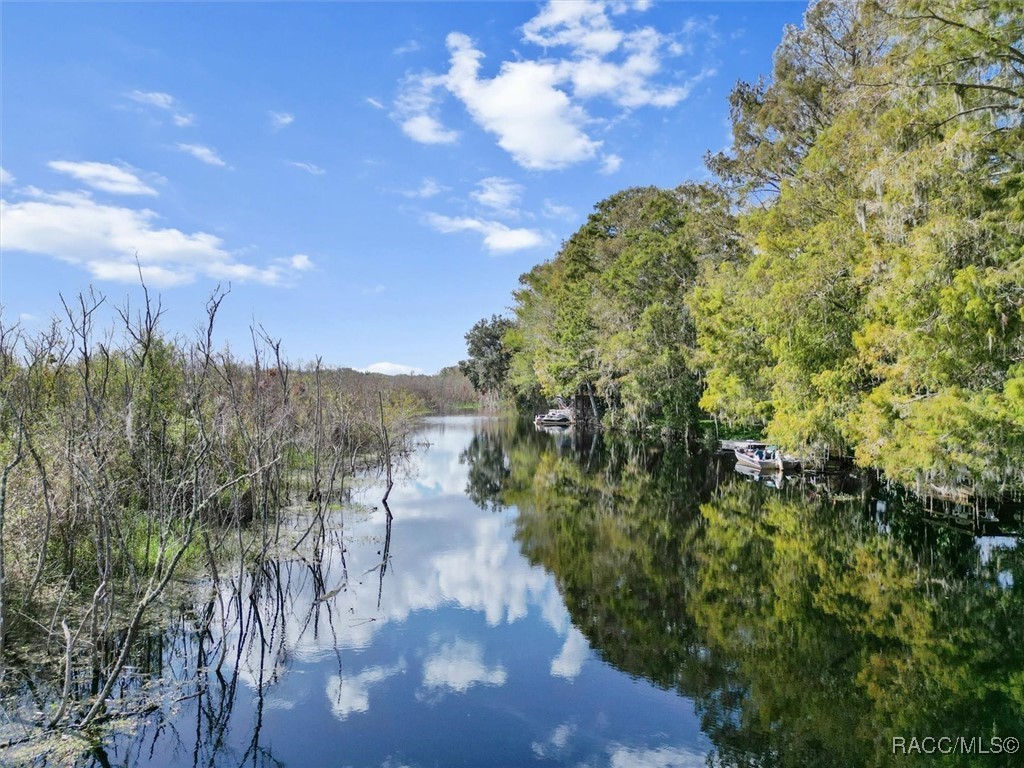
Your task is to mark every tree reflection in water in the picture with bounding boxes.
[465,419,1024,768]
[17,417,1022,767]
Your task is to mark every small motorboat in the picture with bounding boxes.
[734,443,800,472]
[534,408,573,427]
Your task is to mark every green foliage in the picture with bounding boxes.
[506,184,737,434]
[459,315,515,397]
[474,0,1024,489]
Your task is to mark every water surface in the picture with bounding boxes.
[77,416,1024,767]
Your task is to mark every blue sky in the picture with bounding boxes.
[1,1,807,375]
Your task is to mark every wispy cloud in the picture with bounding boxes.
[128,89,176,110]
[0,187,307,288]
[361,284,387,295]
[48,160,161,196]
[177,143,228,167]
[289,161,326,176]
[393,72,460,145]
[0,167,14,186]
[471,177,524,216]
[366,97,385,110]
[599,153,622,174]
[395,0,715,170]
[426,213,544,254]
[400,178,446,199]
[269,111,295,130]
[127,89,195,127]
[393,39,421,55]
[362,362,422,376]
[542,200,575,221]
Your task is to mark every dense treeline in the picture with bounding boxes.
[0,288,476,729]
[464,0,1024,492]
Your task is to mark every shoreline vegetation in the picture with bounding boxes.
[0,285,483,742]
[458,0,1024,499]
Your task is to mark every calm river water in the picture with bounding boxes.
[76,416,1023,767]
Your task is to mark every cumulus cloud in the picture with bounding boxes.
[471,177,523,216]
[48,161,160,196]
[363,362,423,376]
[445,32,599,170]
[269,111,295,130]
[289,161,326,175]
[401,114,460,145]
[177,143,228,167]
[0,187,307,288]
[394,0,713,170]
[425,213,544,254]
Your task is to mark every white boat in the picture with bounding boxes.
[534,408,573,427]
[733,443,800,472]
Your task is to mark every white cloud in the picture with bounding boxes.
[177,143,228,167]
[393,72,460,145]
[471,177,523,216]
[401,178,446,199]
[445,33,600,170]
[128,90,195,127]
[0,188,306,288]
[48,160,160,196]
[394,1,713,171]
[420,639,507,694]
[363,362,423,376]
[425,213,544,254]
[289,161,326,176]
[269,111,295,130]
[599,153,623,175]
[288,253,313,271]
[366,97,385,110]
[361,284,387,295]
[0,167,14,185]
[401,114,460,145]
[522,0,625,54]
[128,90,177,110]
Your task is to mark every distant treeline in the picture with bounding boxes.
[460,0,1023,492]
